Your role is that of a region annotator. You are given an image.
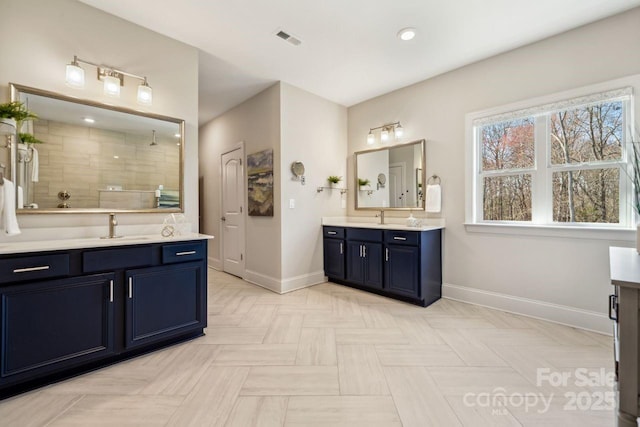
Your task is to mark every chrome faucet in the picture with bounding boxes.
[375,210,385,225]
[102,212,122,239]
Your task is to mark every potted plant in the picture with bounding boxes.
[327,175,342,188]
[18,133,43,145]
[0,101,37,132]
[358,178,370,190]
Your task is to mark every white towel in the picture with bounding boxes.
[17,186,23,209]
[0,179,21,235]
[425,184,441,213]
[31,147,39,182]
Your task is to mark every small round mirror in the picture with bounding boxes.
[291,161,305,177]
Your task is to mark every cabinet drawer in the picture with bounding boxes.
[162,242,205,264]
[0,254,70,284]
[347,228,382,242]
[323,227,345,239]
[384,230,420,246]
[83,246,153,273]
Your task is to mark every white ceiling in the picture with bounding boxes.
[79,0,640,125]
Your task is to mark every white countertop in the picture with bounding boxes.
[609,246,640,289]
[322,217,444,232]
[0,233,213,255]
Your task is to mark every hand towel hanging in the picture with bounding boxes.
[0,179,21,235]
[425,184,441,213]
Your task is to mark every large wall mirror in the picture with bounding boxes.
[10,84,184,213]
[355,139,425,210]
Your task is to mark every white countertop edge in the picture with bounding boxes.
[0,233,213,255]
[321,217,445,231]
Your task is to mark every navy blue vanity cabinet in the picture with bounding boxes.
[345,228,383,290]
[322,225,442,306]
[125,240,207,349]
[0,238,208,399]
[323,227,345,280]
[384,229,442,306]
[0,273,115,385]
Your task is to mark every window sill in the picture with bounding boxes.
[464,222,635,241]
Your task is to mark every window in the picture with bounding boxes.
[470,86,633,229]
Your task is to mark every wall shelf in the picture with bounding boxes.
[317,186,348,195]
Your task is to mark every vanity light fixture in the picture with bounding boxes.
[366,121,404,145]
[65,55,153,106]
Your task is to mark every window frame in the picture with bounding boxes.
[465,75,639,238]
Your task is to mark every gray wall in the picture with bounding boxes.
[199,82,347,292]
[0,0,199,238]
[347,7,640,332]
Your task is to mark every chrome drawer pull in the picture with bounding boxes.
[385,248,389,261]
[363,245,367,257]
[327,231,337,235]
[13,265,50,273]
[176,250,196,256]
[128,277,133,299]
[393,236,407,241]
[109,280,114,303]
[340,243,343,254]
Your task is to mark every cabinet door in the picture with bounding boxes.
[323,238,345,279]
[346,242,364,284]
[363,242,383,289]
[125,262,206,349]
[385,245,420,297]
[0,273,115,382]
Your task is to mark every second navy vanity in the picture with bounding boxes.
[0,234,210,399]
[323,223,442,306]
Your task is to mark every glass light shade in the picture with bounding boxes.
[65,63,85,88]
[394,124,404,138]
[137,83,153,105]
[367,132,375,145]
[380,129,390,142]
[103,75,121,97]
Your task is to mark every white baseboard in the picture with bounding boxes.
[244,269,281,294]
[208,256,222,270]
[281,270,326,294]
[442,283,611,335]
[243,269,325,294]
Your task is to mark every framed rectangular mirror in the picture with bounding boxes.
[355,139,425,210]
[9,84,184,214]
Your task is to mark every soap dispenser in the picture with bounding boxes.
[406,212,418,227]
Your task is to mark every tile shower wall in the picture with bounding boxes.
[29,120,179,209]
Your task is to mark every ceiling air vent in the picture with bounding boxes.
[275,29,302,46]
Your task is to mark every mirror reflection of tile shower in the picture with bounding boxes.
[10,84,183,212]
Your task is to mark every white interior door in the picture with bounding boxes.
[221,147,245,277]
[389,164,406,208]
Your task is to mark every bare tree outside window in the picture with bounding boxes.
[477,98,626,225]
[481,118,534,221]
[550,102,623,223]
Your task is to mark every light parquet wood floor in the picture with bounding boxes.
[0,270,615,426]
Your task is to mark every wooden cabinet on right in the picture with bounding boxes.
[323,226,442,307]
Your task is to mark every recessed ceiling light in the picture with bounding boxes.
[174,133,181,138]
[83,117,95,123]
[397,28,416,41]
[113,155,119,159]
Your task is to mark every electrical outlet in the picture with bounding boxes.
[289,198,295,209]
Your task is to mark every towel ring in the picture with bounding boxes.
[427,175,441,185]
